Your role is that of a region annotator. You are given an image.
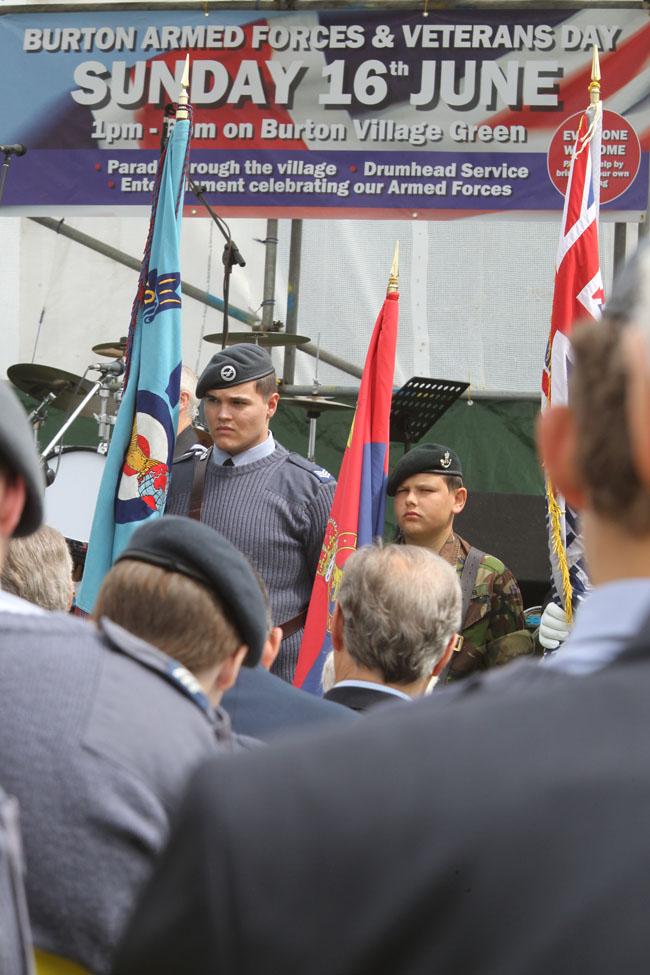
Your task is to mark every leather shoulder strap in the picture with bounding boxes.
[189,447,212,521]
[460,546,485,626]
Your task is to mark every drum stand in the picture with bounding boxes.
[41,370,119,463]
[27,391,56,448]
[95,380,119,455]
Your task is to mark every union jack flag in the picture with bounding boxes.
[542,91,603,619]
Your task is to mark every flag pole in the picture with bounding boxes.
[589,45,600,106]
[545,45,603,624]
[176,55,190,121]
[387,242,399,294]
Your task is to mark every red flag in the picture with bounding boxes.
[293,256,399,693]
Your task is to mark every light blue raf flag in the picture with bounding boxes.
[77,111,191,613]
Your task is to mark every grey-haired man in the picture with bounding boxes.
[322,544,461,711]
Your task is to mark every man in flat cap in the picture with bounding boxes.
[387,443,533,680]
[0,381,249,975]
[165,342,336,682]
[0,380,45,975]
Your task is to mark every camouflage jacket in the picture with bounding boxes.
[439,533,534,681]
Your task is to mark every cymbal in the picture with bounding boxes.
[283,395,354,413]
[92,338,127,358]
[7,364,101,418]
[204,331,310,347]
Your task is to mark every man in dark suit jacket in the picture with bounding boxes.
[321,543,461,712]
[113,272,650,975]
[223,621,357,740]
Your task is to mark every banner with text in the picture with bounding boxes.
[0,8,648,218]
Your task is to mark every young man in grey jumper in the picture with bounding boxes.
[165,343,336,683]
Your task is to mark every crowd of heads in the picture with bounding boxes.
[0,239,649,972]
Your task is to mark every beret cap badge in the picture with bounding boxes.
[196,343,274,398]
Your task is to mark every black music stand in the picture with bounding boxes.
[390,377,469,452]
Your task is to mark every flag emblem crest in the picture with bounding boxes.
[317,519,357,630]
[143,269,181,324]
[115,389,175,523]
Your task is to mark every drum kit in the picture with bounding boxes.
[7,338,126,545]
[7,329,353,545]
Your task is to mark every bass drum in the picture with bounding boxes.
[44,446,106,544]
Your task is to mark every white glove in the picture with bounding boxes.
[539,602,571,651]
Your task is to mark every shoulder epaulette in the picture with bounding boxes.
[287,453,335,483]
[173,444,209,465]
[480,552,507,575]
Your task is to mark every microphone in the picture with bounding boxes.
[42,460,56,488]
[89,360,125,376]
[0,144,26,156]
[223,239,246,269]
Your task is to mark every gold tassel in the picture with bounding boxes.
[546,477,574,624]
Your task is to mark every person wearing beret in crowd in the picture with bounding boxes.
[165,343,336,683]
[0,380,264,975]
[93,515,268,717]
[388,443,534,681]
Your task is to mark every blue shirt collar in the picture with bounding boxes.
[543,579,650,675]
[333,679,412,701]
[212,432,275,468]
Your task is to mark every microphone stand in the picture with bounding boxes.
[0,151,16,207]
[187,177,246,350]
[40,381,104,462]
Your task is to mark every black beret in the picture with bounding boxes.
[197,344,274,398]
[387,443,463,497]
[116,515,267,666]
[0,381,44,537]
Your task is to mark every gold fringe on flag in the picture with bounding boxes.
[545,476,574,624]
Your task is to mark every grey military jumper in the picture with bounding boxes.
[165,443,335,682]
[0,610,232,975]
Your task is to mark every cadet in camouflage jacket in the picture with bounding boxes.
[438,532,534,680]
[387,442,534,683]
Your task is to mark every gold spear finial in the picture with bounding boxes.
[589,45,601,106]
[387,241,399,295]
[176,55,191,120]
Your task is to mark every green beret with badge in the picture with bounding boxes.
[387,443,463,497]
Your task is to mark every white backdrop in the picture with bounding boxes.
[0,212,630,397]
